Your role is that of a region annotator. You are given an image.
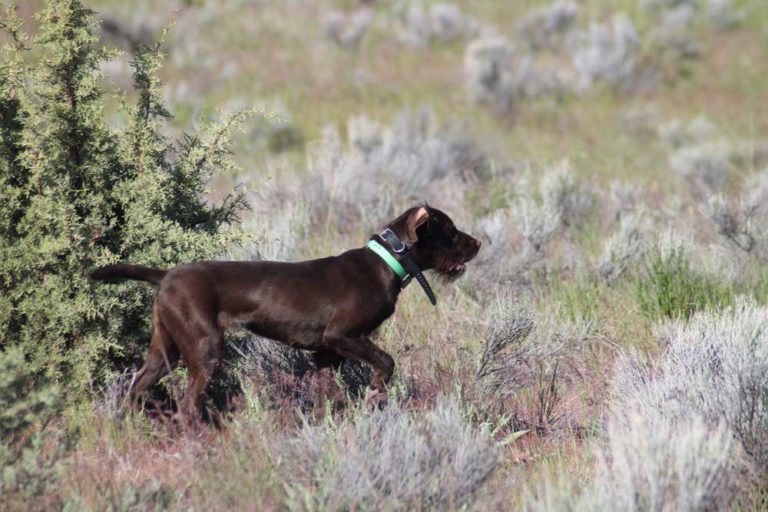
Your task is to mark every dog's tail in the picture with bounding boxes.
[90,263,167,285]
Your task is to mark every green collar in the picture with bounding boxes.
[366,240,407,280]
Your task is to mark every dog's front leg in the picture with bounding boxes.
[322,332,394,391]
[311,349,345,403]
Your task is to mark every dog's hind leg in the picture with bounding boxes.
[155,289,223,422]
[130,303,180,401]
[179,329,223,421]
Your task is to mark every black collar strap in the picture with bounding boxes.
[376,228,437,306]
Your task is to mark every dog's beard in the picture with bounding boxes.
[433,260,467,282]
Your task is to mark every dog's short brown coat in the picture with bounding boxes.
[92,206,480,417]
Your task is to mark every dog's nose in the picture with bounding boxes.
[473,239,481,251]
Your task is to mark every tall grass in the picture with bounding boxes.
[635,243,733,320]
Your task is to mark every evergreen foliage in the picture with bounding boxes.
[0,1,248,398]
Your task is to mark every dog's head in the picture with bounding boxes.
[386,205,481,281]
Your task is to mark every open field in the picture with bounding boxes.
[3,0,768,509]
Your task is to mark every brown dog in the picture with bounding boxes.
[91,205,480,417]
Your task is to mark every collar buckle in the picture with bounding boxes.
[380,228,406,254]
[369,228,437,306]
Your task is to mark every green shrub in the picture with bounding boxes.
[635,245,733,321]
[0,346,68,510]
[0,1,248,399]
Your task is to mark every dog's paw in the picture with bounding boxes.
[364,387,388,410]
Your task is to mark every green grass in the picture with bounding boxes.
[635,245,735,321]
[546,273,605,324]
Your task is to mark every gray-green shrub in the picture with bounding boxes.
[614,299,768,473]
[478,295,593,431]
[570,16,638,90]
[394,2,478,47]
[274,396,498,511]
[523,412,738,511]
[229,333,371,407]
[516,1,579,52]
[304,109,488,229]
[597,212,645,282]
[704,170,768,259]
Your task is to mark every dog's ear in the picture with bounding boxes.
[405,206,430,244]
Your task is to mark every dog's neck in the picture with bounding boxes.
[368,229,437,306]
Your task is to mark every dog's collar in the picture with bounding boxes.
[366,239,407,280]
[366,228,437,306]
